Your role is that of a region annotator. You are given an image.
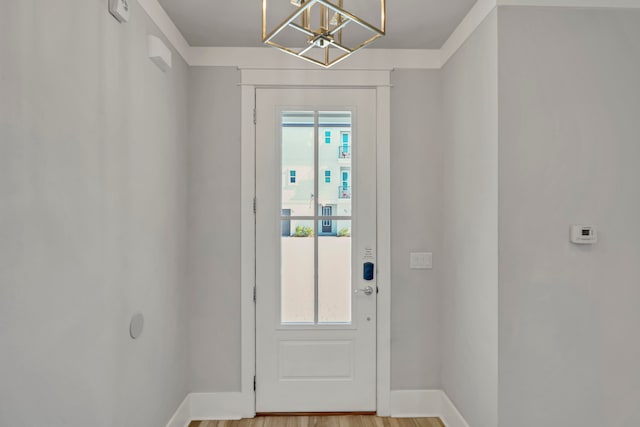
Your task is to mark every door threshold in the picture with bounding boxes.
[256,412,377,417]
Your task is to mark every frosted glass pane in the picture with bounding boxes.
[281,222,315,324]
[318,221,351,324]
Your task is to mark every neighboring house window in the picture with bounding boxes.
[325,170,331,183]
[339,169,351,199]
[289,170,296,184]
[339,132,350,158]
[325,130,331,144]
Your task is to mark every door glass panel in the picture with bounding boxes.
[318,112,351,216]
[318,220,352,323]
[282,112,315,217]
[281,220,315,323]
[280,110,353,325]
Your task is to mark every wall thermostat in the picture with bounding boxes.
[109,0,131,23]
[571,225,597,244]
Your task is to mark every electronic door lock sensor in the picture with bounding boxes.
[571,225,597,244]
[363,262,374,281]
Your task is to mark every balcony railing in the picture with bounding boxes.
[338,186,351,199]
[338,145,351,159]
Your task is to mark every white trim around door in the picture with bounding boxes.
[240,69,391,417]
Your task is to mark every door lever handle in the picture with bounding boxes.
[355,286,374,296]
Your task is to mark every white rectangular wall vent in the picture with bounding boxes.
[148,35,172,72]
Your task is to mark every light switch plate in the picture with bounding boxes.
[109,0,131,23]
[410,252,432,269]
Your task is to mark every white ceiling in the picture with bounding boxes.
[157,0,478,49]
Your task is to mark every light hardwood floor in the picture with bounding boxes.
[189,416,445,427]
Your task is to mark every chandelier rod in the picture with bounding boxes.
[263,0,321,43]
[315,0,385,36]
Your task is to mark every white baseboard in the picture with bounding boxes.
[165,392,250,427]
[168,390,468,427]
[390,390,469,427]
[190,392,246,421]
[166,394,191,427]
[390,390,443,418]
[440,392,470,427]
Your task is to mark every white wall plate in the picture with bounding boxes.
[410,252,433,269]
[109,0,131,23]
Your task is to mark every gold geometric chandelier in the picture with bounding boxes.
[262,0,386,68]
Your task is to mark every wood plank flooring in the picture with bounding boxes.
[189,416,445,427]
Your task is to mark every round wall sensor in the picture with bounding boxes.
[130,313,144,339]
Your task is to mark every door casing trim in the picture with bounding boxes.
[240,69,391,417]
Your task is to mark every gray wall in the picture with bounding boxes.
[441,11,499,427]
[498,7,640,427]
[0,1,189,426]
[186,68,444,392]
[390,70,442,390]
[187,67,242,392]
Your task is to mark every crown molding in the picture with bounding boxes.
[440,0,497,66]
[137,0,640,69]
[497,0,640,7]
[239,69,392,87]
[137,0,191,63]
[189,47,441,70]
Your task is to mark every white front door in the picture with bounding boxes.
[255,88,377,412]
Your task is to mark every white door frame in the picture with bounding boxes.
[239,69,391,417]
